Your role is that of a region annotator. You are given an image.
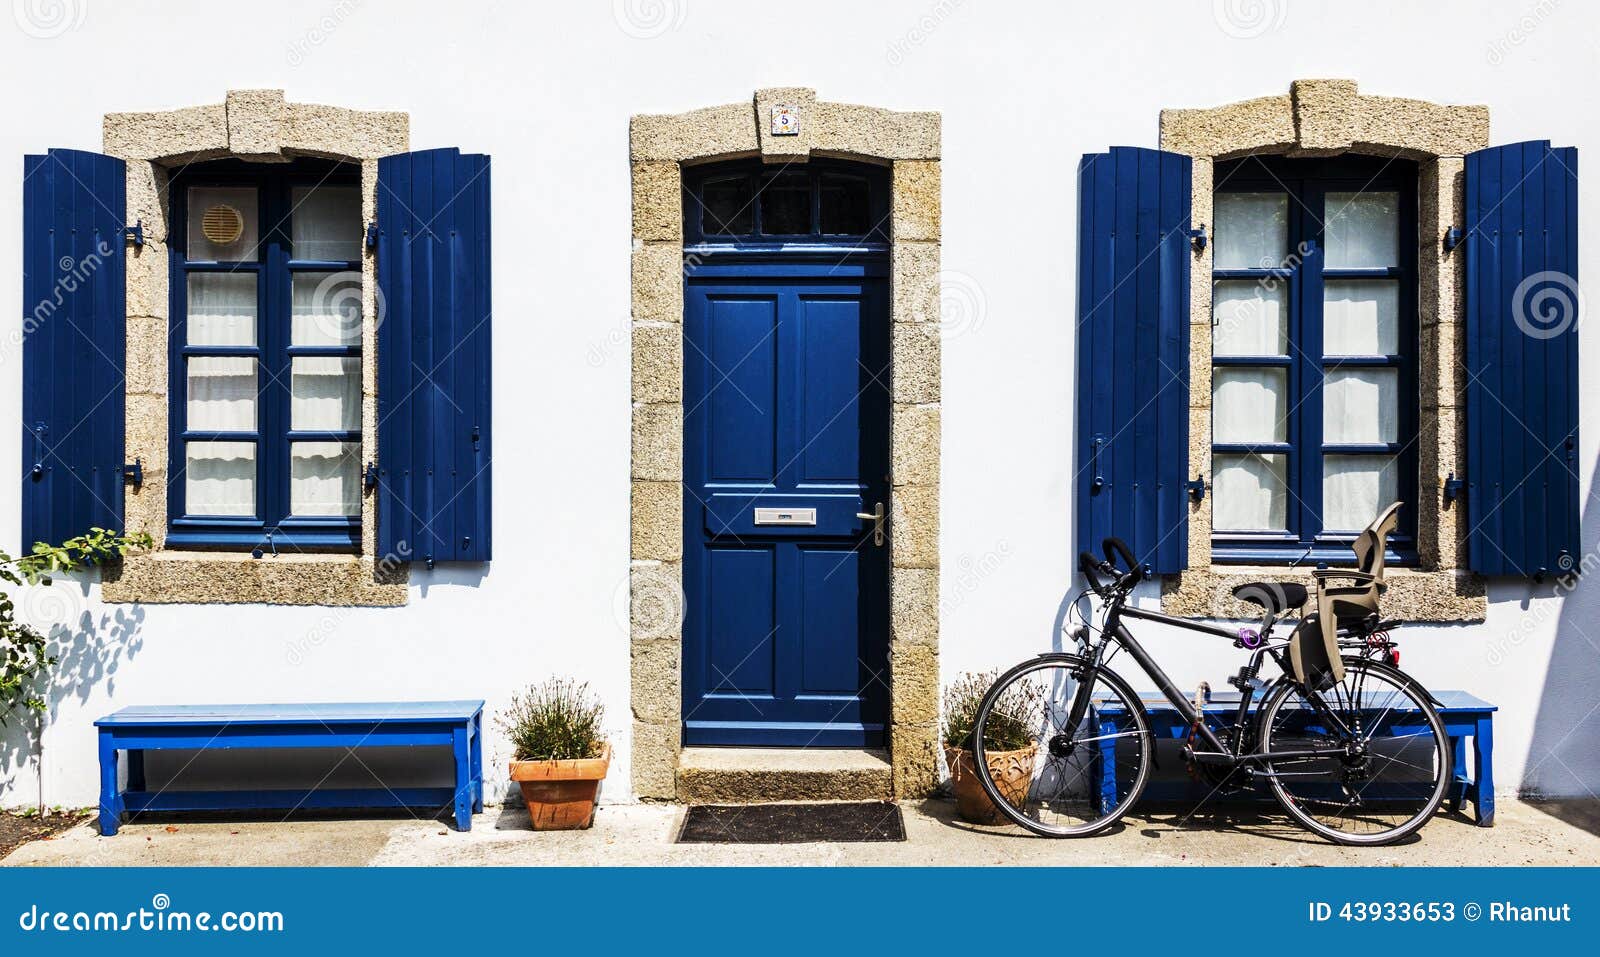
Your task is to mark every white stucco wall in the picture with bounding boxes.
[1,0,1596,808]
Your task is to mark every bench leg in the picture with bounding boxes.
[1473,716,1495,827]
[1095,714,1118,815]
[470,713,484,814]
[97,731,121,837]
[1450,735,1468,813]
[452,724,473,832]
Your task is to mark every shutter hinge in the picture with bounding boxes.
[1443,227,1464,253]
[1186,475,1206,501]
[1442,472,1464,507]
[364,461,379,491]
[123,458,143,489]
[124,220,144,248]
[365,221,379,250]
[1189,225,1208,251]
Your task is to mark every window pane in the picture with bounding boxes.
[291,357,361,431]
[186,186,259,261]
[185,441,256,516]
[292,271,362,346]
[186,357,257,432]
[1323,368,1398,444]
[1323,455,1398,531]
[1324,279,1398,355]
[700,176,753,235]
[1215,192,1288,269]
[1212,453,1287,531]
[291,186,361,261]
[1212,281,1287,356]
[1212,368,1287,443]
[760,172,810,235]
[818,173,870,235]
[1324,191,1398,268]
[186,273,256,346]
[290,441,361,516]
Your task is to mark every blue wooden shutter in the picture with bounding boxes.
[1076,147,1192,573]
[20,148,128,550]
[375,148,492,565]
[1464,141,1579,578]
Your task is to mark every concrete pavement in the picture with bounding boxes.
[5,799,1598,867]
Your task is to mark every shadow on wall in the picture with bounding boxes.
[412,562,489,598]
[0,575,145,807]
[1521,451,1600,821]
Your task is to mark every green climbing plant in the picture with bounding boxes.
[0,527,151,726]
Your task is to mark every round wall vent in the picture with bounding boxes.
[201,204,245,246]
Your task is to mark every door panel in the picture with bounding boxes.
[683,268,889,747]
[705,546,777,696]
[704,296,778,482]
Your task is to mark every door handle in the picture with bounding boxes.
[856,501,885,547]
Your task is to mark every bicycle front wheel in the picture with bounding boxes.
[972,654,1152,837]
[1261,658,1450,846]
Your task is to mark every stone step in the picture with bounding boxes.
[676,747,894,803]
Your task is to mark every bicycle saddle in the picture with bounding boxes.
[1230,581,1308,618]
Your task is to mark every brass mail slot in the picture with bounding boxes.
[753,507,817,526]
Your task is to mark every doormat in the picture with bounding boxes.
[676,802,905,844]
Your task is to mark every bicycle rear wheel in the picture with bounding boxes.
[972,654,1152,837]
[1260,658,1450,846]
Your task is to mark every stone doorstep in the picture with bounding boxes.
[675,747,894,803]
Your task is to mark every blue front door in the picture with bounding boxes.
[682,260,890,747]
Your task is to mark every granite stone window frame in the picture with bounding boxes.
[99,90,410,607]
[1158,80,1489,622]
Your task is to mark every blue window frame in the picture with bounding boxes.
[166,159,364,552]
[682,159,890,251]
[1210,155,1419,565]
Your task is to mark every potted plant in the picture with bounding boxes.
[941,670,1042,825]
[498,679,611,830]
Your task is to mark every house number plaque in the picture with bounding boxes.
[770,105,800,136]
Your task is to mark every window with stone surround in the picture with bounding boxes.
[1209,154,1419,565]
[167,159,365,553]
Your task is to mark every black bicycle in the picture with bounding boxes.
[970,536,1451,847]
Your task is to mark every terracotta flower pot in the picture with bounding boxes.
[508,744,612,830]
[944,744,1038,825]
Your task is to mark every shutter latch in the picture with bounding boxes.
[1443,227,1465,253]
[470,425,481,453]
[365,222,379,250]
[1186,475,1206,502]
[124,220,144,248]
[1090,434,1106,492]
[123,458,143,489]
[1189,225,1208,251]
[1443,472,1465,507]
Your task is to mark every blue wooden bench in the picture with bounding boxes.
[95,701,484,836]
[1093,690,1496,826]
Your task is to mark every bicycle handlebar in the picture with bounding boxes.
[1080,537,1145,598]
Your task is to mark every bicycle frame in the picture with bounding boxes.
[1072,601,1359,767]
